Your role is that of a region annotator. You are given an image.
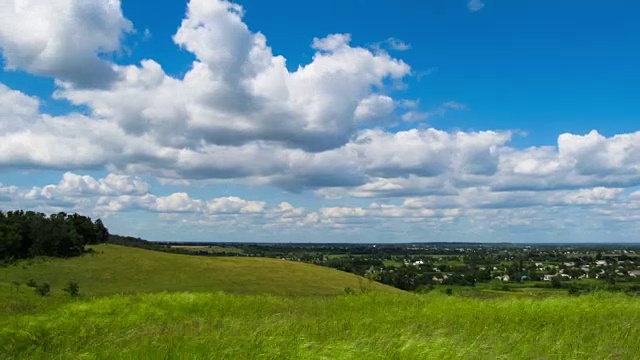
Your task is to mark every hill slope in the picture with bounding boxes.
[3,292,640,359]
[1,244,397,305]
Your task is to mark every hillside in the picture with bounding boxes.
[3,292,640,359]
[0,244,398,314]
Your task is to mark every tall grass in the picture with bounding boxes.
[3,291,639,359]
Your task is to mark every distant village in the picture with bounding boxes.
[165,242,640,294]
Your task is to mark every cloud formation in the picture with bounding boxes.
[0,0,638,241]
[0,0,132,87]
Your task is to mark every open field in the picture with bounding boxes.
[2,291,640,359]
[0,244,397,317]
[2,245,640,359]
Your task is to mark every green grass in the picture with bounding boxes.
[2,246,640,359]
[0,244,397,317]
[2,291,639,359]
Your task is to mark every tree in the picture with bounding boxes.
[0,224,21,260]
[94,219,109,244]
[0,210,109,261]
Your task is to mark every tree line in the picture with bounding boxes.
[0,210,109,261]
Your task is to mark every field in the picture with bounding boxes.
[2,245,640,359]
[0,244,396,318]
[3,292,640,359]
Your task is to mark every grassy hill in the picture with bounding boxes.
[3,291,640,359]
[2,245,640,359]
[0,244,397,316]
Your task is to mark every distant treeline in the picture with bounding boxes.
[107,234,167,251]
[0,210,109,261]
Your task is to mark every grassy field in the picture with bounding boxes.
[0,244,397,317]
[2,291,639,359]
[2,245,640,359]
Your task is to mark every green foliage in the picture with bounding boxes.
[344,287,355,295]
[567,284,580,296]
[62,281,80,297]
[25,279,37,288]
[550,276,562,288]
[34,282,50,297]
[0,210,109,261]
[445,288,453,296]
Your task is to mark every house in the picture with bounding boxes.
[413,260,424,266]
[543,274,556,281]
[564,262,576,267]
[596,260,608,266]
[629,270,640,278]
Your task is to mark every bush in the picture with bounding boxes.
[567,285,580,296]
[34,282,50,297]
[63,281,80,297]
[445,288,453,296]
[26,279,37,288]
[343,287,355,295]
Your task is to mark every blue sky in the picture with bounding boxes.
[0,0,639,243]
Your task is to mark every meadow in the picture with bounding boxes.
[2,245,640,359]
[1,244,396,317]
[3,292,640,359]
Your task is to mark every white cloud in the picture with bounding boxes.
[0,0,639,242]
[152,193,202,213]
[206,197,266,214]
[562,187,624,205]
[311,33,352,51]
[370,37,411,52]
[354,95,396,123]
[0,0,132,87]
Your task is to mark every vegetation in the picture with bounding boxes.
[0,210,108,261]
[1,242,639,358]
[2,292,639,359]
[108,238,640,295]
[0,244,397,317]
[2,217,640,358]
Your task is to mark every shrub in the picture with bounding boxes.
[34,282,50,297]
[63,281,80,297]
[445,288,453,296]
[26,279,37,288]
[567,285,580,296]
[344,287,355,295]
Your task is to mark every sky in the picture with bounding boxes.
[0,0,639,243]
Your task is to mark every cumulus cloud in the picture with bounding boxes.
[206,197,266,214]
[0,0,132,87]
[58,1,410,152]
[1,0,639,241]
[27,172,149,200]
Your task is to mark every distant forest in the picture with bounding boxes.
[0,210,109,261]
